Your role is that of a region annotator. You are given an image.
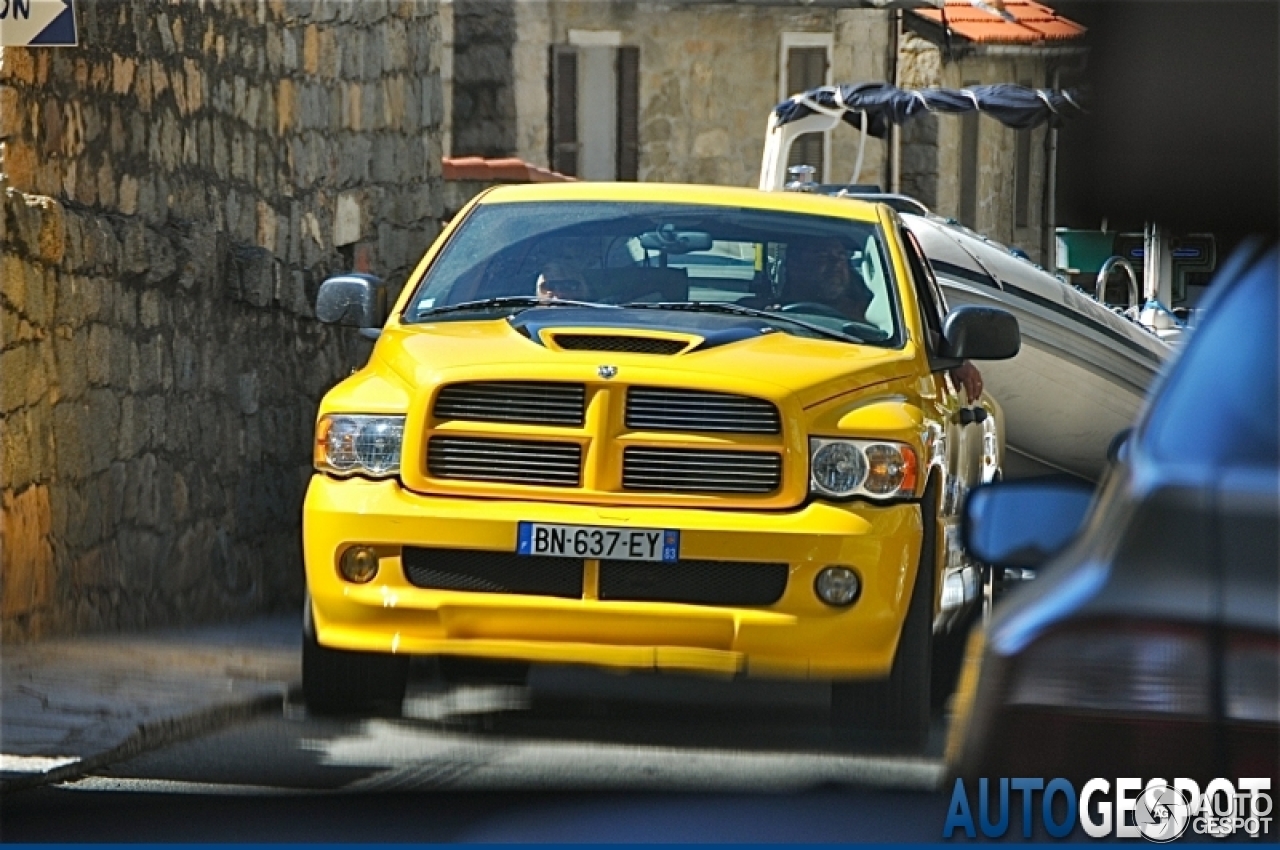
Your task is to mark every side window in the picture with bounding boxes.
[900,228,947,345]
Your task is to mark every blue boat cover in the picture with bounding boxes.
[773,82,1085,138]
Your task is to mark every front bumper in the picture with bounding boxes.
[303,475,926,680]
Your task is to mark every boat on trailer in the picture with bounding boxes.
[759,83,1173,482]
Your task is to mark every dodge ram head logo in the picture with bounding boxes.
[597,365,618,379]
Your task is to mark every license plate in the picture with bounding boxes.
[516,522,679,562]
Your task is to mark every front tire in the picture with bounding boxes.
[302,595,410,716]
[831,477,937,749]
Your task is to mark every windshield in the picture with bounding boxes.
[404,201,901,346]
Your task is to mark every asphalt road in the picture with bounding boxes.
[2,662,957,842]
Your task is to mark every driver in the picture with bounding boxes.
[784,238,876,323]
[785,237,984,402]
[535,261,591,302]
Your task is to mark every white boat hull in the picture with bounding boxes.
[905,216,1171,482]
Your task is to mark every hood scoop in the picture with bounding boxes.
[549,333,691,355]
[510,306,774,355]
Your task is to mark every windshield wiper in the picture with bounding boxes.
[413,296,617,320]
[622,301,864,344]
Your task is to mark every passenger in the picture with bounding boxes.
[535,262,590,302]
[785,237,985,401]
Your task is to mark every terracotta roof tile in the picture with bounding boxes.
[443,156,576,183]
[913,0,1085,45]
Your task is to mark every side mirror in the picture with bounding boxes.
[316,273,387,334]
[962,477,1095,569]
[940,306,1020,361]
[1107,427,1133,464]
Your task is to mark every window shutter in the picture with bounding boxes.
[550,46,579,177]
[785,46,828,182]
[616,46,640,181]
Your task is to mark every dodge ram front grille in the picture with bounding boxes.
[428,437,583,487]
[402,548,582,598]
[433,381,585,426]
[625,387,781,434]
[599,559,788,606]
[622,447,782,494]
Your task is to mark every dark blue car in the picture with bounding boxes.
[949,241,1278,785]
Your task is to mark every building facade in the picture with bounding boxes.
[443,0,1085,266]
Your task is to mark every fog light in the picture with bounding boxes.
[815,566,861,607]
[339,546,379,584]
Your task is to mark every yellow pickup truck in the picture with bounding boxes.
[303,182,1018,747]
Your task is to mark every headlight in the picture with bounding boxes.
[315,415,405,477]
[809,437,918,499]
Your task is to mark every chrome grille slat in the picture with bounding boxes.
[429,437,582,486]
[434,381,586,426]
[623,448,781,494]
[626,388,781,434]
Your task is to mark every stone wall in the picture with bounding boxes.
[450,0,516,157]
[0,0,445,642]
[898,32,1054,262]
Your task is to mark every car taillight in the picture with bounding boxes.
[1008,624,1211,716]
[1224,632,1280,778]
[971,623,1280,781]
[1224,633,1279,724]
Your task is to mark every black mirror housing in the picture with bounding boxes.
[940,306,1020,360]
[316,273,387,330]
[962,477,1096,569]
[1107,427,1133,464]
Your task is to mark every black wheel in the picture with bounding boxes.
[831,476,937,749]
[302,595,410,717]
[931,595,981,711]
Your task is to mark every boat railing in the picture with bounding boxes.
[1095,256,1140,311]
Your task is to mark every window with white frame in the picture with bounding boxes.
[549,30,640,181]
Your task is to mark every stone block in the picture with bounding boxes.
[303,25,319,74]
[53,329,88,402]
[118,174,139,215]
[1,250,25,314]
[0,47,37,84]
[172,468,190,523]
[135,451,159,527]
[0,344,30,413]
[108,323,131,388]
[87,388,121,473]
[120,219,149,278]
[232,245,276,308]
[138,290,161,330]
[237,370,259,416]
[172,335,198,392]
[383,19,409,72]
[0,485,54,618]
[383,76,406,131]
[333,191,363,247]
[0,84,21,137]
[184,59,204,113]
[143,335,166,392]
[24,341,49,405]
[53,399,89,480]
[275,78,296,135]
[11,193,66,266]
